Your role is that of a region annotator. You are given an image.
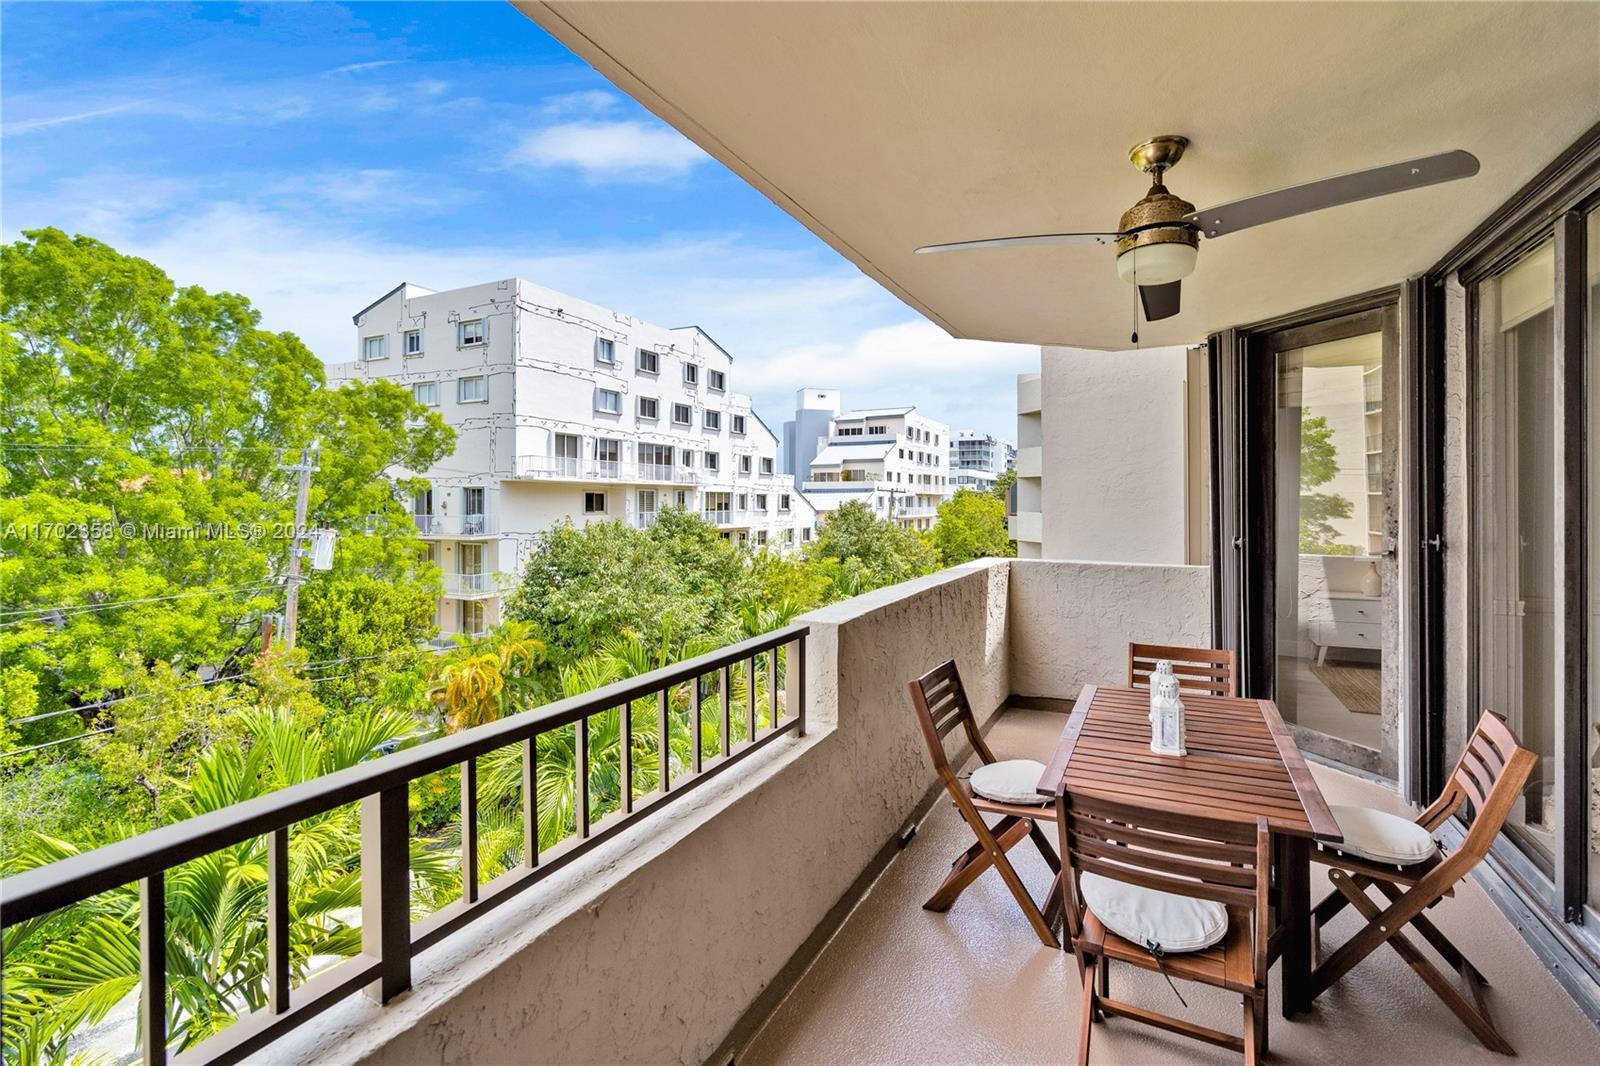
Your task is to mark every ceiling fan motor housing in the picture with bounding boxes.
[1116,183,1200,286]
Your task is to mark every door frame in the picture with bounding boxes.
[1210,288,1403,776]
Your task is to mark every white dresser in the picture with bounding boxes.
[1308,591,1381,665]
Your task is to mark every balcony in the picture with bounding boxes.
[512,456,696,485]
[5,561,1593,1065]
[414,514,499,539]
[440,572,497,599]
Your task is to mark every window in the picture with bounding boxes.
[708,369,726,391]
[755,530,768,545]
[461,600,486,637]
[755,493,768,511]
[675,490,689,508]
[595,438,620,476]
[413,381,439,407]
[638,396,659,420]
[595,337,616,365]
[737,493,748,510]
[637,489,656,514]
[595,388,622,415]
[779,493,791,512]
[458,375,488,403]
[363,335,388,361]
[703,410,721,431]
[731,414,746,435]
[403,329,423,356]
[704,451,720,473]
[640,443,673,471]
[672,403,692,426]
[869,425,886,435]
[584,491,607,514]
[761,458,774,476]
[554,433,580,476]
[740,455,753,474]
[801,526,812,542]
[637,348,659,374]
[458,319,485,346]
[681,449,695,468]
[683,362,699,386]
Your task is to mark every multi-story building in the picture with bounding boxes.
[800,404,951,531]
[948,430,1016,494]
[779,387,842,477]
[330,278,817,642]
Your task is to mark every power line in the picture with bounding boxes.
[0,583,282,624]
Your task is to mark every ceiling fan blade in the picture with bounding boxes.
[1184,149,1479,238]
[1139,281,1182,322]
[914,232,1121,254]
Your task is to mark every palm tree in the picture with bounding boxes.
[427,621,547,732]
[1,707,452,1064]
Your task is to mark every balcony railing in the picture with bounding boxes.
[703,508,733,525]
[0,624,809,1066]
[513,457,696,484]
[414,514,499,538]
[441,572,496,598]
[635,511,659,529]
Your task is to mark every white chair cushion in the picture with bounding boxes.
[1328,804,1438,866]
[1080,872,1229,953]
[969,759,1047,805]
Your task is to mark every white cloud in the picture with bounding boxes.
[326,60,405,76]
[506,121,709,183]
[3,100,150,135]
[539,90,621,117]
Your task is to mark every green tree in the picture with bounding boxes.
[1298,410,1358,555]
[804,501,938,595]
[929,488,1016,566]
[991,467,1017,503]
[0,228,453,757]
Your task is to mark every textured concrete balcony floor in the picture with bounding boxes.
[743,709,1597,1066]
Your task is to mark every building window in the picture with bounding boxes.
[708,369,726,391]
[740,454,753,474]
[801,527,812,542]
[779,493,791,512]
[755,493,768,511]
[761,457,774,475]
[683,362,699,386]
[675,490,689,508]
[637,348,659,374]
[869,425,886,435]
[704,410,721,431]
[704,451,720,473]
[731,414,746,435]
[595,388,622,415]
[458,375,488,403]
[458,319,485,347]
[363,335,388,361]
[584,491,607,514]
[672,403,692,426]
[413,381,439,407]
[403,329,423,356]
[737,493,748,510]
[681,449,695,468]
[595,337,616,365]
[638,396,659,420]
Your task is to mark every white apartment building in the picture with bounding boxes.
[948,430,1017,494]
[330,278,818,642]
[801,405,952,532]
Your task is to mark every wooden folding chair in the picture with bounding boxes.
[1310,710,1538,1054]
[909,659,1063,948]
[1058,793,1272,1065]
[1128,642,1238,697]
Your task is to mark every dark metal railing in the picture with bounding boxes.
[0,624,809,1066]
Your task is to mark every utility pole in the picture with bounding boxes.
[280,443,320,652]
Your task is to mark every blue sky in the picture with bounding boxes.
[1,1,1036,439]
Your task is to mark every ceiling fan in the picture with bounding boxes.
[914,136,1479,324]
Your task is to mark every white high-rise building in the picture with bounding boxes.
[330,278,818,643]
[948,430,1016,494]
[800,403,952,532]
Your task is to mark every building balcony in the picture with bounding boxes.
[440,572,498,599]
[4,560,1592,1065]
[414,514,499,539]
[512,456,696,485]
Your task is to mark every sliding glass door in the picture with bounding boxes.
[1475,239,1559,875]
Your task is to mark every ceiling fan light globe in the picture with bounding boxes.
[1116,242,1198,287]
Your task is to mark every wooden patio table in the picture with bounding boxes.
[1035,683,1342,1018]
